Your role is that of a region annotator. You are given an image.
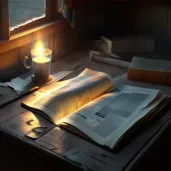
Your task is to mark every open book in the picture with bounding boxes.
[21,69,169,150]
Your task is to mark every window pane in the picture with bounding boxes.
[9,0,46,31]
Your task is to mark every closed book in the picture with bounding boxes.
[98,36,155,54]
[128,57,171,86]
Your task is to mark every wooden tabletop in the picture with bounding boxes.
[1,48,171,171]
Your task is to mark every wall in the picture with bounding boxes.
[132,1,171,54]
[73,0,105,41]
[105,1,171,54]
[105,1,135,37]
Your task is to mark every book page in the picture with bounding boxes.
[59,86,164,149]
[22,69,113,124]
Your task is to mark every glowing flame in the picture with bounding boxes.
[34,41,44,57]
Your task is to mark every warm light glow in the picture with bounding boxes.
[34,41,44,57]
[37,45,44,57]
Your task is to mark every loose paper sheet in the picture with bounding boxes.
[8,71,72,93]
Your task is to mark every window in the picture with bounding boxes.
[9,0,46,31]
[0,0,57,40]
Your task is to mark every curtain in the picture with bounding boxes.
[59,0,75,28]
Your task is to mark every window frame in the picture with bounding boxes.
[0,0,10,40]
[0,0,58,40]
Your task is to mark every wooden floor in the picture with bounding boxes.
[1,130,171,171]
[0,132,82,171]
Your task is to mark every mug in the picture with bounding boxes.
[23,48,52,82]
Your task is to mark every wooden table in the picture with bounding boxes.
[1,48,171,171]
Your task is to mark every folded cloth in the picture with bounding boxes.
[59,0,75,28]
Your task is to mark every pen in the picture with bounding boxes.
[23,86,39,95]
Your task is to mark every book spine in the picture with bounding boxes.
[128,68,171,86]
